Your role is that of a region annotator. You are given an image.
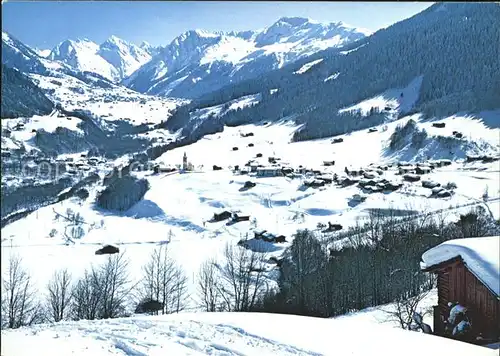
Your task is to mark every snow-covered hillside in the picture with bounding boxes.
[124,17,369,98]
[338,76,423,116]
[28,71,185,125]
[48,36,152,82]
[2,32,65,74]
[1,311,496,356]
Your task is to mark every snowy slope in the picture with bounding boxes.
[1,312,495,356]
[28,71,185,126]
[339,76,423,116]
[2,31,131,92]
[48,36,152,82]
[34,48,51,58]
[421,236,500,296]
[294,58,324,74]
[124,17,369,98]
[1,68,185,159]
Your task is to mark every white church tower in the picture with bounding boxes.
[182,152,188,171]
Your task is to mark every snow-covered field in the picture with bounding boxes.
[294,58,324,74]
[189,93,261,122]
[339,75,423,116]
[2,310,496,356]
[2,110,499,309]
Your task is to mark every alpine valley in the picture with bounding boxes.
[1,3,499,355]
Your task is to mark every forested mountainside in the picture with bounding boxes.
[1,64,54,119]
[168,3,500,141]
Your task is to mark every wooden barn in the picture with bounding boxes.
[420,236,500,342]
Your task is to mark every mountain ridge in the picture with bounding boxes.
[48,36,154,82]
[163,2,500,142]
[122,16,369,98]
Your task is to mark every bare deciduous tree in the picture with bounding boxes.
[53,208,100,244]
[197,244,269,312]
[70,268,102,321]
[1,255,42,329]
[217,243,269,312]
[140,245,188,315]
[383,289,433,330]
[46,269,72,322]
[197,259,222,312]
[99,253,132,319]
[70,253,132,320]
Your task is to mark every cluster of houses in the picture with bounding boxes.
[216,144,463,199]
[466,154,499,163]
[63,153,106,175]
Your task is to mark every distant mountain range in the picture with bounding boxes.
[123,17,370,98]
[2,17,369,100]
[2,3,498,140]
[164,3,500,141]
[48,36,156,82]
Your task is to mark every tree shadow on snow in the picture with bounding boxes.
[92,200,205,233]
[239,238,285,253]
[121,199,166,219]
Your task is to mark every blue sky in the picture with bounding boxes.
[2,1,433,49]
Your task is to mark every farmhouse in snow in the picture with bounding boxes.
[420,236,500,342]
[256,166,283,177]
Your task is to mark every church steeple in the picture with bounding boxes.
[182,152,188,171]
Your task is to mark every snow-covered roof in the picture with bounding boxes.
[257,166,281,171]
[420,236,500,297]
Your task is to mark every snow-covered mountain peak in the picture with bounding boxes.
[176,29,221,42]
[139,41,162,57]
[139,40,153,50]
[105,34,125,45]
[234,30,258,40]
[99,35,141,56]
[125,16,370,98]
[276,16,312,27]
[34,48,51,58]
[253,16,369,48]
[50,38,99,57]
[46,35,152,82]
[2,31,12,43]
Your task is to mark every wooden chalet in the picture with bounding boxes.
[421,236,500,342]
[212,211,232,222]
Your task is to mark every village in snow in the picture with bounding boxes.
[1,2,500,355]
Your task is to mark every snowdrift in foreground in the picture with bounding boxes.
[421,236,500,297]
[1,312,495,356]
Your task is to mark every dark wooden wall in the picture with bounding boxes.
[435,260,499,339]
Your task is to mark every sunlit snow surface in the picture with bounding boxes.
[1,310,496,356]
